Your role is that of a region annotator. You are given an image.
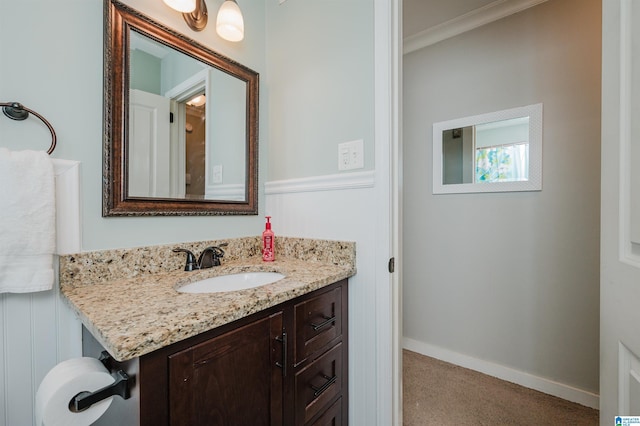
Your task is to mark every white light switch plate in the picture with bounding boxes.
[212,165,223,183]
[338,139,364,171]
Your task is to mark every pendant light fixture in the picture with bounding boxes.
[164,0,244,42]
[216,0,244,42]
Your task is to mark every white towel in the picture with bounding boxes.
[0,148,56,293]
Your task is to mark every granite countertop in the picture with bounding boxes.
[59,237,356,362]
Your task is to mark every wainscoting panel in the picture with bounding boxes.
[265,171,380,426]
[0,159,82,426]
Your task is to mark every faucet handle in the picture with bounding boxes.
[198,244,227,269]
[172,248,199,271]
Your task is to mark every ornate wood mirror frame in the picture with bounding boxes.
[103,0,258,216]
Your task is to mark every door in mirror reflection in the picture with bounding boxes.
[129,89,171,197]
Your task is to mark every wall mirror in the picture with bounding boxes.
[103,0,258,216]
[432,103,543,194]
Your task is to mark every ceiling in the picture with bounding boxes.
[402,0,498,38]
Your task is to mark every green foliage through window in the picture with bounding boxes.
[475,143,529,183]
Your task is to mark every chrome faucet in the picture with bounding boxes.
[173,243,228,271]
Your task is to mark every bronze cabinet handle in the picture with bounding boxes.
[311,374,337,398]
[275,332,287,377]
[310,315,336,331]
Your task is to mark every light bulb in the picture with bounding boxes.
[163,0,196,13]
[216,0,244,42]
[187,95,206,107]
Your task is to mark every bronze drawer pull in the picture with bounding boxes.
[310,315,336,331]
[311,374,337,398]
[275,332,287,377]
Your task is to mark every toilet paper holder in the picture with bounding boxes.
[70,351,134,412]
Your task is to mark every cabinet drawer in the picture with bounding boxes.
[294,286,342,364]
[295,343,343,425]
[308,397,342,426]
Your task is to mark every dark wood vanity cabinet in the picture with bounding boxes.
[291,285,345,425]
[167,312,284,426]
[139,279,348,426]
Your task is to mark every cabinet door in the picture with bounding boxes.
[168,312,284,426]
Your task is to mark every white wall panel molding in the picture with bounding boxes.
[204,183,245,201]
[0,159,82,426]
[265,184,378,425]
[403,0,548,54]
[265,170,375,195]
[403,338,599,410]
[53,160,82,255]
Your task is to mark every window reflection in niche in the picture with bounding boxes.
[474,117,529,183]
[185,102,206,197]
[476,143,529,183]
[441,117,530,185]
[433,103,542,194]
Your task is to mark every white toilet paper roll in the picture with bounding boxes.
[35,357,116,426]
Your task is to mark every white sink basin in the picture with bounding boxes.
[177,272,285,294]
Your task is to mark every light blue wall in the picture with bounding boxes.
[0,0,266,251]
[130,49,162,94]
[0,0,375,245]
[159,48,206,94]
[266,0,375,181]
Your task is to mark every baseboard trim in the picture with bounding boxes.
[403,337,599,409]
[265,170,375,195]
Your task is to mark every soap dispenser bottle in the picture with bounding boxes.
[262,216,275,262]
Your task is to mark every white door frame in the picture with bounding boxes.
[374,0,402,424]
[390,0,403,422]
[165,70,210,198]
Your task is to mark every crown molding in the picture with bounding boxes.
[403,0,548,54]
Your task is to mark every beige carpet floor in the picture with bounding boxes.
[403,350,599,425]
